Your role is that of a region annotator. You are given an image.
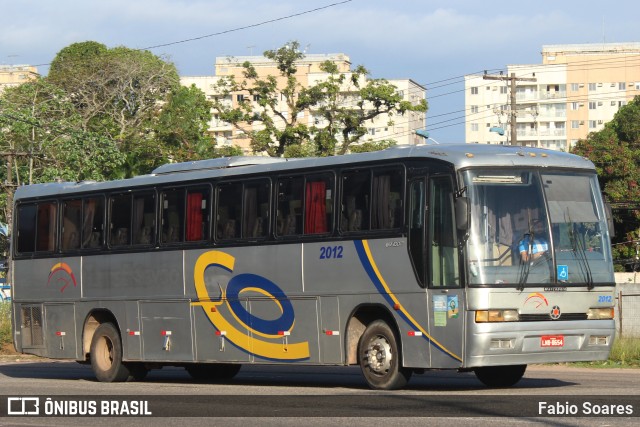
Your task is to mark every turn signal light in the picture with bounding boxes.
[587,307,614,320]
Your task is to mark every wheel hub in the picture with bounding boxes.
[365,336,392,374]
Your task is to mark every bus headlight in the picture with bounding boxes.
[587,307,614,320]
[475,310,519,323]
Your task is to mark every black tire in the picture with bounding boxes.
[358,320,412,390]
[474,364,527,388]
[185,363,242,381]
[90,322,130,382]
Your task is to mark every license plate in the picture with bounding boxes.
[541,335,564,347]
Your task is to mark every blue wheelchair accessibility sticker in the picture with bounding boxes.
[557,265,569,281]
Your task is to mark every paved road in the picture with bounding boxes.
[0,359,638,426]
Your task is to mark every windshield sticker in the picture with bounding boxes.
[557,265,569,281]
[447,296,459,319]
[433,295,447,326]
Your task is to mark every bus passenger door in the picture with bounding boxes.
[410,176,464,368]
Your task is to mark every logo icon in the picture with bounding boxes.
[524,292,549,309]
[47,263,77,292]
[550,305,562,320]
[7,397,40,415]
[192,251,309,361]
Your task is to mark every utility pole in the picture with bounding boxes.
[483,72,536,146]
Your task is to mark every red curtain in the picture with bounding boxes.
[186,193,203,241]
[305,181,327,234]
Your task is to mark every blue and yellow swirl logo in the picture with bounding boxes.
[192,251,309,361]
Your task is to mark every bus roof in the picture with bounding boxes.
[14,144,595,200]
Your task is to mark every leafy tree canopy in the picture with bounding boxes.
[211,41,427,157]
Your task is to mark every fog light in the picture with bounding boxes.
[589,336,609,345]
[490,338,515,349]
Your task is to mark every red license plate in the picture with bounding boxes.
[541,335,564,347]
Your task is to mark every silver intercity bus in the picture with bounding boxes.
[10,144,616,389]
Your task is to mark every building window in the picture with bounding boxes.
[237,94,245,102]
[571,102,579,110]
[588,83,597,91]
[571,83,580,91]
[571,120,580,129]
[589,120,597,129]
[470,87,478,95]
[470,105,478,114]
[619,82,626,90]
[471,123,479,131]
[500,86,508,94]
[588,101,596,110]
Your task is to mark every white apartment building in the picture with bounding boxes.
[181,53,426,154]
[465,43,640,151]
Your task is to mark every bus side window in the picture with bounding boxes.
[132,193,155,245]
[216,183,242,240]
[277,177,303,236]
[371,168,404,230]
[162,189,185,243]
[304,174,333,235]
[82,197,104,249]
[341,170,370,232]
[110,194,131,246]
[16,204,37,254]
[186,187,210,242]
[36,202,57,252]
[243,180,269,239]
[61,199,82,251]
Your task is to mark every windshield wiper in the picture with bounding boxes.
[516,228,534,291]
[569,222,594,289]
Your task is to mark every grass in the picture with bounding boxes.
[570,336,640,368]
[0,302,12,349]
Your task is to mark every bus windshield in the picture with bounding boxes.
[462,169,613,287]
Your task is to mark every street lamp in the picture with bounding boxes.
[415,130,440,144]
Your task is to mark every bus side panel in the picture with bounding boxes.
[123,300,142,360]
[318,297,343,364]
[44,303,77,359]
[363,239,433,369]
[140,301,193,361]
[192,305,251,362]
[186,245,320,364]
[83,252,184,299]
[12,258,82,302]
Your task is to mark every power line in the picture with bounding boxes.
[30,1,354,68]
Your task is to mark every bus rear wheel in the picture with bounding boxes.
[90,322,130,382]
[474,364,527,387]
[358,320,412,390]
[185,363,242,381]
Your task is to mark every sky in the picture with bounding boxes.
[2,0,639,143]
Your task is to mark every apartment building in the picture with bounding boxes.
[465,43,640,151]
[181,53,426,153]
[0,65,39,94]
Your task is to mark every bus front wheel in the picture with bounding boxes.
[474,364,527,387]
[90,323,130,382]
[358,320,412,390]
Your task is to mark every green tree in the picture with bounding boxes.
[0,78,124,229]
[48,41,181,176]
[211,41,427,157]
[572,95,640,265]
[156,84,217,162]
